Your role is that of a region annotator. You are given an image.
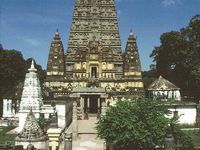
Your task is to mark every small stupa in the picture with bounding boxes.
[17,59,43,132]
[15,109,48,149]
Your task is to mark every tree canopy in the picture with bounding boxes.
[97,98,193,150]
[0,44,46,99]
[150,14,200,98]
[97,99,170,150]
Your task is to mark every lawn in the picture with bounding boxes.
[0,126,17,145]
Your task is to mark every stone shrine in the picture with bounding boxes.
[15,109,48,150]
[17,60,56,132]
[17,60,43,132]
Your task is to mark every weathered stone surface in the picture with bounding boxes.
[47,30,65,76]
[45,0,144,100]
[18,60,43,132]
[15,110,48,150]
[19,60,43,111]
[124,31,142,78]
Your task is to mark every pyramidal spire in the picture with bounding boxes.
[124,30,142,74]
[17,110,46,140]
[47,29,65,76]
[28,59,37,72]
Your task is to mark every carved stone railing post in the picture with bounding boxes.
[164,125,175,150]
[164,133,175,150]
[72,100,78,139]
[101,101,107,115]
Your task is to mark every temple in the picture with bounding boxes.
[44,0,144,129]
[147,76,181,101]
[0,0,200,150]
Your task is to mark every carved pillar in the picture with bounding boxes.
[97,97,101,119]
[80,97,84,119]
[72,100,78,139]
[164,134,175,150]
[64,133,72,150]
[101,100,107,115]
[8,100,12,115]
[87,97,90,112]
[98,98,100,109]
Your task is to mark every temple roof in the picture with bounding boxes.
[148,76,179,91]
[17,109,47,141]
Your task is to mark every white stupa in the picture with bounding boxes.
[17,59,43,132]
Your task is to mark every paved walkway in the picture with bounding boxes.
[73,117,105,150]
[78,116,98,134]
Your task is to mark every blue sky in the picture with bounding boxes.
[0,0,199,71]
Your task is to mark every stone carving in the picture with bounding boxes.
[124,30,142,74]
[47,30,65,76]
[19,60,43,111]
[15,109,48,150]
[45,0,144,102]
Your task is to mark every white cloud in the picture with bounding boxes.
[23,38,40,46]
[163,0,176,7]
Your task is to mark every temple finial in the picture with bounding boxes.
[54,29,60,40]
[130,29,133,35]
[31,59,35,69]
[55,29,59,35]
[28,59,37,72]
[129,29,134,38]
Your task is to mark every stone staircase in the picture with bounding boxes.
[78,116,98,134]
[73,116,105,150]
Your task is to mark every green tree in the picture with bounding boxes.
[38,114,46,131]
[0,48,46,99]
[0,44,3,50]
[150,14,200,98]
[97,99,193,150]
[0,49,26,98]
[142,64,158,91]
[97,99,170,150]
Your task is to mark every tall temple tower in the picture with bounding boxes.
[124,30,142,79]
[65,0,123,78]
[47,30,65,76]
[45,0,144,127]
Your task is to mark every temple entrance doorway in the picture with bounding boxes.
[84,95,99,114]
[91,66,97,78]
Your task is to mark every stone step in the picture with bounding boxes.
[78,117,98,134]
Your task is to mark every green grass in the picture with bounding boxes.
[0,126,17,145]
[183,130,200,147]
